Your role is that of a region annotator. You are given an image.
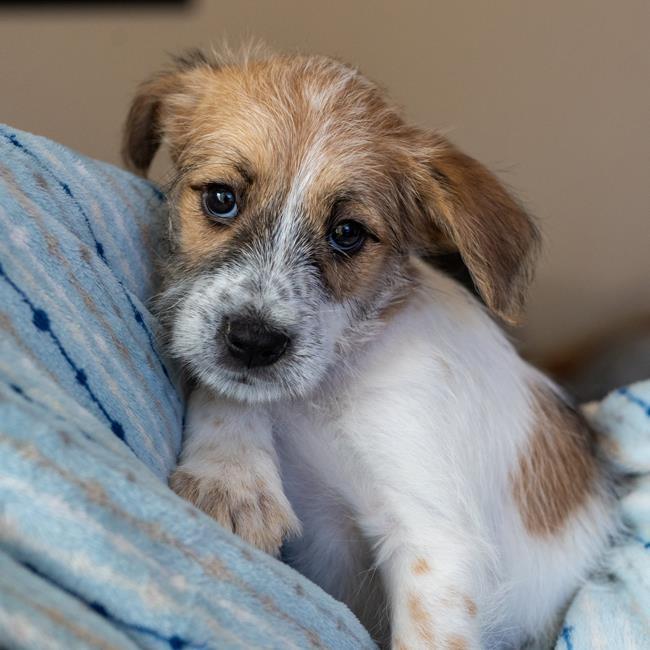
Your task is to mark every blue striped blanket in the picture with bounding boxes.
[0,125,647,649]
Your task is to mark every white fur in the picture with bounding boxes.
[177,259,615,648]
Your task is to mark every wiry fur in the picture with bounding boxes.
[124,46,617,649]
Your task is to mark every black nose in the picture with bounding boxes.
[222,315,290,368]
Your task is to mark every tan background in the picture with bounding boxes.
[1,0,648,360]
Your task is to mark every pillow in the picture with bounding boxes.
[0,125,374,649]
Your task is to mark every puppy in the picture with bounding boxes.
[123,47,616,649]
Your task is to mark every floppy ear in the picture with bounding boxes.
[406,132,541,324]
[122,50,211,177]
[122,73,175,176]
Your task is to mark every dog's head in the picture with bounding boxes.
[123,48,540,403]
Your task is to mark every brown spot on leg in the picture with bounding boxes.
[447,635,468,650]
[407,593,435,645]
[411,558,431,575]
[512,386,597,536]
[463,595,477,618]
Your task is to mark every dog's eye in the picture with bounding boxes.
[201,184,239,219]
[328,220,366,254]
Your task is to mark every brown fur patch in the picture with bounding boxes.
[447,635,468,650]
[463,595,478,618]
[411,558,431,575]
[512,386,597,536]
[407,593,435,645]
[437,588,478,620]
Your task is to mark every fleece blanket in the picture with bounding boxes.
[0,124,647,649]
[555,383,650,649]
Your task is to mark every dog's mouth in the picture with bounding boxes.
[227,372,253,386]
[221,366,286,388]
[195,342,307,403]
[215,369,297,404]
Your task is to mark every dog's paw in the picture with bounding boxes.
[169,464,301,556]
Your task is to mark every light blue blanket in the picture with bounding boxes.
[0,125,647,649]
[555,383,650,649]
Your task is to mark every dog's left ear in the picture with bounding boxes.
[403,131,541,324]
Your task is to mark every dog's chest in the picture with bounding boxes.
[269,362,445,522]
[271,395,367,507]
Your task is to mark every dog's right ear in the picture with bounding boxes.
[121,72,179,176]
[122,50,211,177]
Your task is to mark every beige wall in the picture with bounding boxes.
[1,0,647,359]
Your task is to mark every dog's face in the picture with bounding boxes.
[123,50,540,403]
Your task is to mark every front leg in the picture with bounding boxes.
[361,500,484,650]
[170,386,300,556]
